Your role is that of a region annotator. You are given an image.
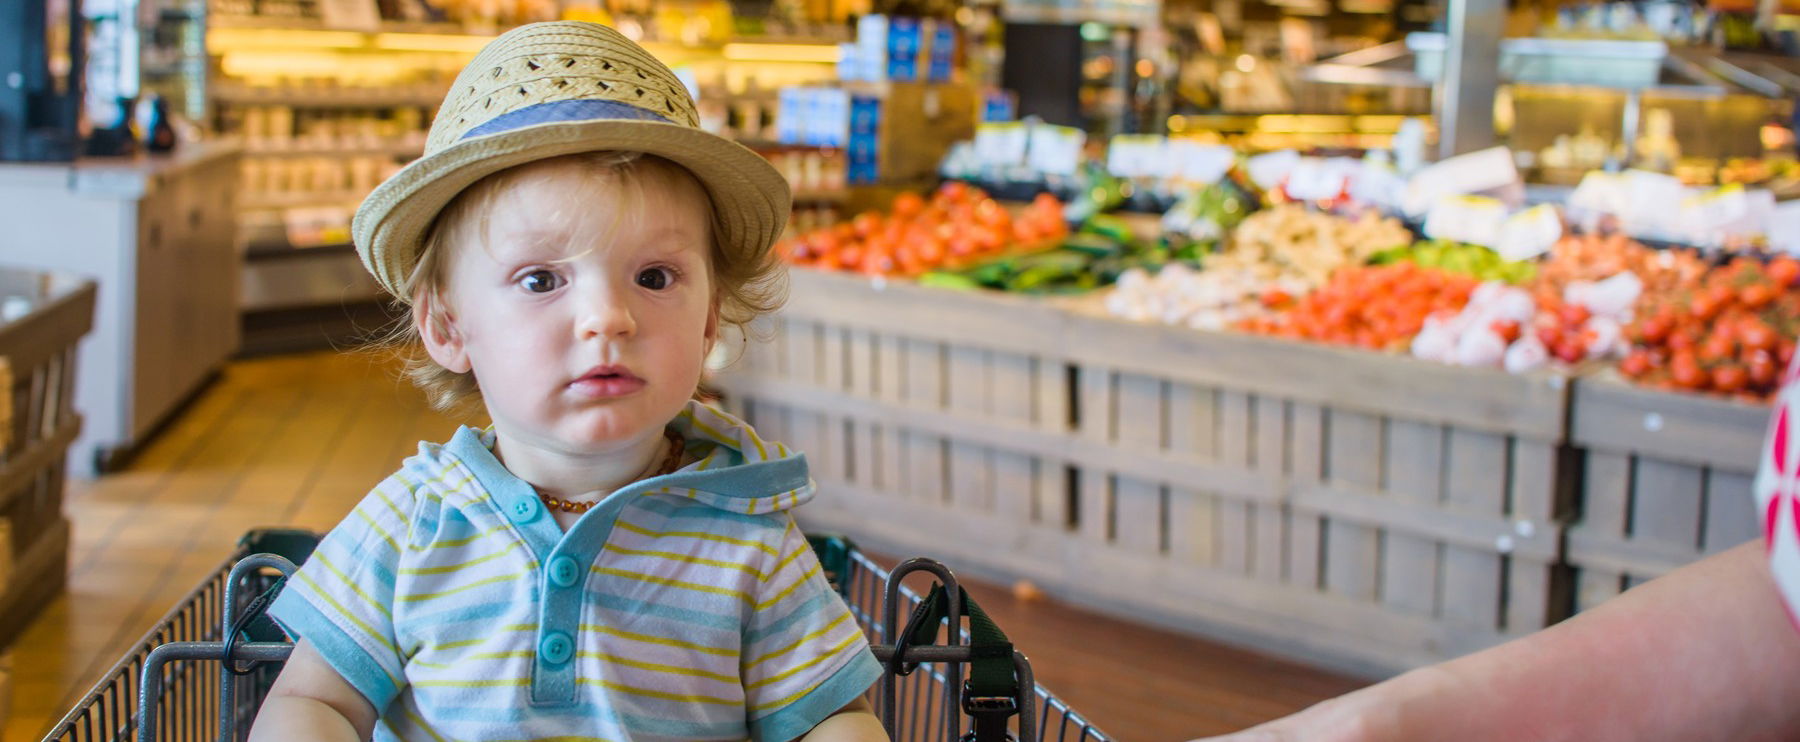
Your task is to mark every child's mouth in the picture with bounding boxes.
[569,365,646,398]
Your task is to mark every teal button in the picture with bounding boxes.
[549,556,581,588]
[509,497,540,523]
[540,632,574,665]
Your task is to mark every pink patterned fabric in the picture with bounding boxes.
[1755,356,1800,626]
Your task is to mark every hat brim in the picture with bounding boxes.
[353,118,791,300]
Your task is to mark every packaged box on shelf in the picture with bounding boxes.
[887,17,923,81]
[927,21,956,82]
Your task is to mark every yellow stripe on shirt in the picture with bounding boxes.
[602,543,766,580]
[588,566,754,606]
[746,631,863,693]
[398,572,530,603]
[576,677,741,706]
[612,519,781,558]
[577,624,738,657]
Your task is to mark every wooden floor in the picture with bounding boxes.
[3,350,1368,742]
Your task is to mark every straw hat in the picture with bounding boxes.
[351,21,791,300]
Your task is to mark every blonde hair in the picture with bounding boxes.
[378,151,786,414]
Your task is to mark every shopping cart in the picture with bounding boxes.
[41,529,1110,742]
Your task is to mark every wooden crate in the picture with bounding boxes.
[1566,376,1765,612]
[1055,309,1572,672]
[715,269,1075,573]
[0,269,95,650]
[716,269,1574,674]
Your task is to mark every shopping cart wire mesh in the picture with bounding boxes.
[41,530,1111,742]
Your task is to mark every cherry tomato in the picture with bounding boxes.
[1699,332,1737,363]
[1747,349,1779,387]
[1671,352,1705,389]
[1712,363,1750,393]
[1620,350,1653,378]
[1738,318,1777,352]
[1741,282,1778,310]
[1769,256,1800,287]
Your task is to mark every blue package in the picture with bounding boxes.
[887,16,922,82]
[927,22,956,82]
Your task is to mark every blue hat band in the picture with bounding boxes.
[460,98,673,141]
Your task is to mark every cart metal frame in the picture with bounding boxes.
[41,530,1110,742]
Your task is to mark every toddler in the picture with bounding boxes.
[249,21,885,742]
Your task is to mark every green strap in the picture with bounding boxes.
[901,585,1017,700]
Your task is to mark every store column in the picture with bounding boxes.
[1438,0,1502,157]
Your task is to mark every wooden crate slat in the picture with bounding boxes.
[991,353,1039,524]
[785,318,821,386]
[1288,403,1326,589]
[903,338,946,502]
[1253,397,1288,582]
[1324,410,1383,601]
[1703,469,1758,554]
[1218,392,1256,575]
[1115,374,1166,555]
[1628,458,1705,553]
[1381,419,1446,617]
[782,270,1069,356]
[1572,376,1766,471]
[1062,311,1566,440]
[1168,383,1219,567]
[1440,429,1508,630]
[1573,451,1632,610]
[1506,442,1562,633]
[947,347,994,513]
[1077,366,1114,543]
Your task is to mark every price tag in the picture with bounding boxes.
[1567,170,1629,216]
[1283,157,1359,201]
[972,122,1029,168]
[1678,185,1774,247]
[1027,123,1085,177]
[1769,199,1800,255]
[1246,150,1300,190]
[1107,135,1166,178]
[1496,204,1564,261]
[1423,194,1507,248]
[1400,146,1519,217]
[1167,140,1235,184]
[1349,158,1404,211]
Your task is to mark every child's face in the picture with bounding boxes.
[423,158,716,455]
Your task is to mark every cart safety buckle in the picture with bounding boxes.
[961,691,1018,742]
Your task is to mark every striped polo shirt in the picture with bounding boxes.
[267,402,882,742]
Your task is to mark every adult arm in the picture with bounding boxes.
[1197,540,1800,742]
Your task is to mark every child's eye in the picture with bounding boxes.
[520,270,563,293]
[636,267,673,291]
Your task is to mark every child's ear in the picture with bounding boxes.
[416,292,472,374]
[703,300,721,349]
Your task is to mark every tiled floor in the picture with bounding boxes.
[4,350,1366,742]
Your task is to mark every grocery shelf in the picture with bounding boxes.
[244,142,424,159]
[241,190,367,210]
[212,85,448,108]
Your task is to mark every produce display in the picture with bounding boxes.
[1105,264,1304,331]
[1370,240,1538,285]
[777,184,1068,276]
[1617,255,1800,400]
[1211,205,1413,288]
[1239,263,1479,351]
[774,177,1800,404]
[921,214,1203,295]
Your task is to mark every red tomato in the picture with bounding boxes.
[1747,349,1779,387]
[1671,352,1705,389]
[1699,332,1737,363]
[1620,350,1653,378]
[1559,303,1593,327]
[1713,363,1750,393]
[1741,282,1778,310]
[1739,318,1778,352]
[1770,256,1800,287]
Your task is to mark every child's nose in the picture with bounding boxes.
[576,286,636,340]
